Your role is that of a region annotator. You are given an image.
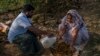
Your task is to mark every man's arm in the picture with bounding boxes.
[28,26,48,35]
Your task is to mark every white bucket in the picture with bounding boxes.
[40,36,56,48]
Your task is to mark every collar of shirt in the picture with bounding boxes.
[21,12,33,24]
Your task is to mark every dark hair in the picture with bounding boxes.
[67,13,73,19]
[22,4,35,12]
[67,13,72,16]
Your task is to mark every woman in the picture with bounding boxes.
[58,9,89,56]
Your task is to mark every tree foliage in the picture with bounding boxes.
[0,0,80,14]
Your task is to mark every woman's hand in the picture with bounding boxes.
[57,35,62,39]
[58,26,66,40]
[70,44,76,53]
[42,31,49,35]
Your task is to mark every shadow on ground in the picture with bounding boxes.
[82,32,100,56]
[0,32,100,56]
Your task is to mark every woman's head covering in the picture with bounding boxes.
[61,9,85,27]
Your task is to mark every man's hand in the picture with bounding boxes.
[41,31,48,35]
[28,26,50,36]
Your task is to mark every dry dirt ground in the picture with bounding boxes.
[0,32,100,56]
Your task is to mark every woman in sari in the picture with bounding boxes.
[58,9,89,56]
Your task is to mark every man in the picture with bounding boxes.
[8,4,48,56]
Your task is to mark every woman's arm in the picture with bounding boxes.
[71,27,79,46]
[70,27,79,52]
[58,25,66,40]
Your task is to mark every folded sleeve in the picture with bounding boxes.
[18,17,32,29]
